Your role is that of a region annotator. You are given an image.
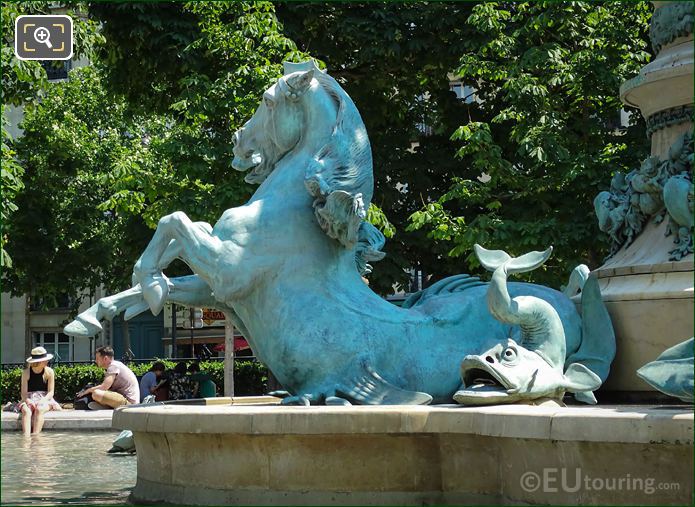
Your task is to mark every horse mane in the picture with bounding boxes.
[294,64,385,274]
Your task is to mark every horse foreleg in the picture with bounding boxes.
[134,212,222,315]
[64,275,234,338]
[155,222,214,272]
[63,286,146,337]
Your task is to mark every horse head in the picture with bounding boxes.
[232,63,317,185]
[232,61,384,266]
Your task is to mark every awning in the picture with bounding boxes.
[213,337,250,352]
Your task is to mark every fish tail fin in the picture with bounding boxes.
[565,274,616,403]
[474,244,553,275]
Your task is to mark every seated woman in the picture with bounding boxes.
[19,347,61,435]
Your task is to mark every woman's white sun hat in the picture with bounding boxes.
[26,346,53,364]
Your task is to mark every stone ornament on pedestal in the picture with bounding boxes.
[594,1,693,394]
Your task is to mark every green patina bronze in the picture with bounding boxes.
[594,131,693,260]
[65,62,615,406]
[454,246,609,406]
[649,1,694,54]
[638,337,694,402]
[645,105,694,139]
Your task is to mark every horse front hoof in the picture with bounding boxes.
[142,274,169,316]
[64,317,101,337]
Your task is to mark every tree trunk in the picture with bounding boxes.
[122,316,131,359]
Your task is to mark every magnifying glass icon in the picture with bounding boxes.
[34,27,52,48]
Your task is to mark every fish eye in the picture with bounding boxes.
[502,347,517,361]
[263,95,274,108]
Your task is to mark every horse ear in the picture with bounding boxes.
[286,70,314,94]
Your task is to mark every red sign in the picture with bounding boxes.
[203,309,225,320]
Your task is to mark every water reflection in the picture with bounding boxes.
[1,431,136,505]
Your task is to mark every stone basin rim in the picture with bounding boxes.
[112,403,693,445]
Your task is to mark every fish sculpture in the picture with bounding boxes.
[637,337,694,403]
[454,245,606,406]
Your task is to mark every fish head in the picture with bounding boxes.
[454,339,601,406]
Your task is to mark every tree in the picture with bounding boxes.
[86,1,308,224]
[1,1,102,267]
[277,2,480,293]
[3,2,309,307]
[4,67,157,308]
[407,1,652,286]
[279,2,652,289]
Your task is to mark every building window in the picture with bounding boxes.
[29,292,73,311]
[33,332,74,362]
[450,82,477,104]
[41,60,72,81]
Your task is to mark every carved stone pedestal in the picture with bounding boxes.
[595,221,693,391]
[595,1,693,394]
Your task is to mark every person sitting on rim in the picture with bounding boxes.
[189,362,217,398]
[139,361,166,402]
[19,346,62,435]
[162,361,194,401]
[77,346,140,410]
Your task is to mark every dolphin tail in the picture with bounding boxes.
[474,244,553,275]
[564,274,616,404]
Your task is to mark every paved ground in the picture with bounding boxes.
[2,409,114,431]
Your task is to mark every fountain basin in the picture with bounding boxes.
[113,402,693,505]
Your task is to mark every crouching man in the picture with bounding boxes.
[77,346,140,410]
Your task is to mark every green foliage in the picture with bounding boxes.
[0,368,21,403]
[0,360,268,402]
[277,2,480,293]
[406,1,653,285]
[88,1,308,223]
[1,1,102,269]
[3,67,159,306]
[3,2,309,307]
[366,203,395,239]
[280,2,652,288]
[1,117,23,268]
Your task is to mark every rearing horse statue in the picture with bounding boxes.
[65,61,614,405]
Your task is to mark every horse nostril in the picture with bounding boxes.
[485,356,494,364]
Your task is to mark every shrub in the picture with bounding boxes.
[1,360,268,403]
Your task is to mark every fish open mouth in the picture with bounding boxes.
[462,367,510,392]
[453,358,516,405]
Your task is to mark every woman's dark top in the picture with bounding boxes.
[167,372,193,400]
[27,368,48,392]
